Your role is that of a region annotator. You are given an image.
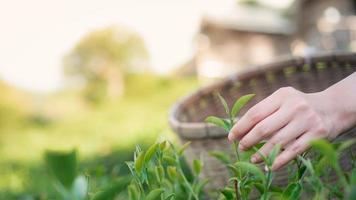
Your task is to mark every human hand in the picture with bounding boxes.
[228,82,356,170]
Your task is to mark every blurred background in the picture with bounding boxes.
[0,0,355,199]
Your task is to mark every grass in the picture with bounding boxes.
[0,74,198,199]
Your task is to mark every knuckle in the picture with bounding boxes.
[255,124,268,137]
[314,124,328,137]
[277,86,295,96]
[247,111,262,124]
[293,101,309,113]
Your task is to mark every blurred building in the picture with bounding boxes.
[175,0,356,82]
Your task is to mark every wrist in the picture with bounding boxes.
[320,85,356,138]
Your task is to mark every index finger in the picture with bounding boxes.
[228,91,283,141]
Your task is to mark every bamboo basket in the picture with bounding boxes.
[169,52,356,191]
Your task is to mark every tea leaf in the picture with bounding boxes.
[145,188,165,200]
[235,161,266,183]
[231,94,255,118]
[164,193,176,200]
[193,159,202,175]
[178,141,191,156]
[205,116,230,131]
[310,139,337,165]
[135,151,145,173]
[167,166,178,181]
[144,143,158,164]
[268,144,281,166]
[128,184,140,200]
[209,151,231,165]
[91,177,131,200]
[163,155,177,165]
[282,182,302,200]
[227,164,240,177]
[159,141,168,151]
[155,165,165,183]
[45,150,77,189]
[217,93,230,116]
[220,188,235,200]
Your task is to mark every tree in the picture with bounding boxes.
[63,26,149,102]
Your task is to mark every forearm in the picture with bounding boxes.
[321,72,356,137]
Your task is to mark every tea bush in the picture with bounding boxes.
[45,94,356,200]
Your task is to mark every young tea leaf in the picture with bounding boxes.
[268,144,281,166]
[217,93,230,116]
[220,188,235,200]
[144,143,158,164]
[193,159,202,175]
[134,151,145,174]
[310,139,337,165]
[145,188,165,200]
[231,94,255,118]
[282,182,302,200]
[178,141,191,156]
[128,184,140,200]
[205,116,230,132]
[235,161,266,184]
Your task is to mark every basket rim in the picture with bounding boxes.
[169,51,356,140]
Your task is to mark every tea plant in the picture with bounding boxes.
[205,93,284,200]
[44,93,356,200]
[124,141,208,200]
[205,93,356,200]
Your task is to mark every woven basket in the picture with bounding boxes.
[169,52,356,191]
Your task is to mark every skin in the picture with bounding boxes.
[228,72,356,171]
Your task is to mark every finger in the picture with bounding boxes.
[271,132,317,171]
[239,104,294,151]
[229,92,283,141]
[250,118,307,163]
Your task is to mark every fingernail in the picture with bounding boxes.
[228,132,234,141]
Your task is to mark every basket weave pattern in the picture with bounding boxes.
[169,52,356,190]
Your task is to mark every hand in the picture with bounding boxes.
[228,80,356,170]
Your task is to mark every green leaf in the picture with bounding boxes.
[135,151,145,173]
[91,177,131,200]
[209,151,231,165]
[167,166,178,181]
[45,149,77,189]
[128,184,140,200]
[193,159,202,175]
[178,141,191,156]
[282,182,302,200]
[226,164,240,177]
[231,94,255,118]
[220,188,235,200]
[310,139,337,165]
[164,193,176,200]
[163,155,176,165]
[268,144,281,166]
[155,165,165,183]
[144,143,158,164]
[159,141,168,151]
[205,116,230,131]
[235,161,266,184]
[217,93,230,116]
[145,188,165,200]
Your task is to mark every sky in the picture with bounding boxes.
[0,0,292,92]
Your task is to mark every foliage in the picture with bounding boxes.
[63,26,149,101]
[205,93,356,200]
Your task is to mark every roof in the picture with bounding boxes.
[203,5,295,35]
